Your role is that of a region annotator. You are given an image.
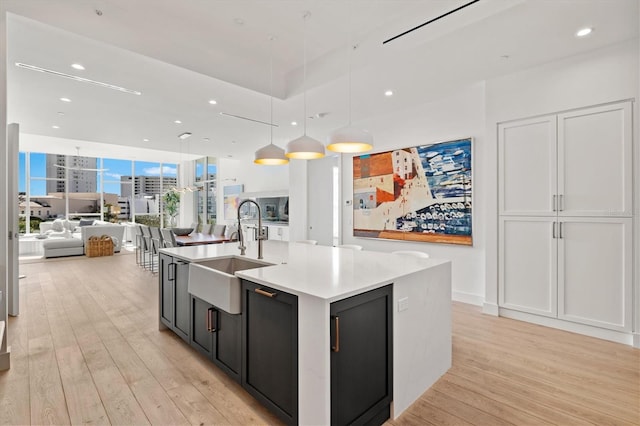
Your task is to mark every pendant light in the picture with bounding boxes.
[285,12,325,160]
[327,3,373,153]
[255,36,288,165]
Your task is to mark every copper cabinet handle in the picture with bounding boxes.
[552,222,556,239]
[206,308,211,331]
[553,195,557,212]
[255,288,277,298]
[210,308,217,332]
[332,316,340,353]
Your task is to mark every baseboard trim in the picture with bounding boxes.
[452,291,483,306]
[482,302,499,316]
[499,308,634,347]
[633,333,640,349]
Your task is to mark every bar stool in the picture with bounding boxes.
[296,240,318,245]
[337,244,363,251]
[149,226,163,273]
[391,250,429,258]
[140,225,152,270]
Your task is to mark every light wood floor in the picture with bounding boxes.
[1,252,638,425]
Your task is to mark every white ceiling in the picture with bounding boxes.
[3,0,638,163]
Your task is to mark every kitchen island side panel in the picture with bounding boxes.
[392,262,452,418]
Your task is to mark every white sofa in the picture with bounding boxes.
[39,219,125,255]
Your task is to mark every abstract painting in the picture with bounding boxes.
[353,138,472,245]
[223,184,244,220]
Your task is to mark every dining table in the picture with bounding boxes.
[175,233,230,246]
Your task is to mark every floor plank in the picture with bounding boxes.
[0,252,635,426]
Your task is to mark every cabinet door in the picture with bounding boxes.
[499,217,558,317]
[498,115,557,216]
[558,218,632,331]
[159,253,174,327]
[190,296,213,358]
[173,260,190,341]
[557,102,632,217]
[242,280,298,425]
[330,284,393,426]
[211,308,241,382]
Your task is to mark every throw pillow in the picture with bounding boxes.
[79,219,95,227]
[63,219,76,232]
[51,219,64,232]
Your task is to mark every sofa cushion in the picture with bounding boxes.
[79,219,95,227]
[51,218,64,232]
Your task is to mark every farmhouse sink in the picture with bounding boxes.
[188,257,273,314]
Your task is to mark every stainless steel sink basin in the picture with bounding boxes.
[188,257,272,314]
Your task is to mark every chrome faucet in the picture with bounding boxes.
[237,199,263,259]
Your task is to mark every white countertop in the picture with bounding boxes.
[161,240,449,302]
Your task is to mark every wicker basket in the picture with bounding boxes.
[86,235,114,257]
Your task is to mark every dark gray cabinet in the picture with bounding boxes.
[159,253,190,342]
[241,280,298,426]
[330,284,393,426]
[190,295,242,382]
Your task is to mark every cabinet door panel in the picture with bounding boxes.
[190,296,213,357]
[159,254,174,326]
[558,102,632,216]
[558,218,632,331]
[499,115,557,215]
[242,281,298,424]
[499,218,557,317]
[173,261,190,341]
[331,285,392,426]
[213,309,241,380]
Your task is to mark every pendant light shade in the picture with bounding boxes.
[286,135,325,159]
[254,36,289,166]
[327,126,373,153]
[285,12,325,160]
[327,2,373,154]
[255,143,288,165]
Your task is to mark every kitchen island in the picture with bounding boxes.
[159,240,451,425]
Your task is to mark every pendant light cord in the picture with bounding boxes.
[303,12,309,135]
[348,1,352,126]
[269,36,274,145]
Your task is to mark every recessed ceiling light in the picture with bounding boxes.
[203,137,210,142]
[71,63,85,70]
[291,121,298,126]
[174,120,182,124]
[208,100,217,105]
[52,125,60,129]
[143,138,149,142]
[57,111,65,115]
[576,27,593,37]
[384,90,393,97]
[234,18,244,25]
[226,155,233,158]
[60,97,71,102]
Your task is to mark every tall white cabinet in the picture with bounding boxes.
[498,101,633,333]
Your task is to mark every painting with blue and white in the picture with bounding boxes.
[353,137,472,246]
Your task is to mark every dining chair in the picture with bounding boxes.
[296,240,318,245]
[212,224,226,237]
[201,223,212,234]
[337,244,363,251]
[160,228,177,248]
[391,250,430,258]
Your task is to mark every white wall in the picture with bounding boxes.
[339,82,487,305]
[483,39,639,320]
